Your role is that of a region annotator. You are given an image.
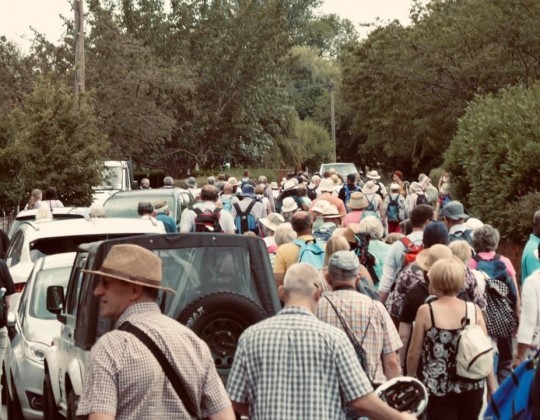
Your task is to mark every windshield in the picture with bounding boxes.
[30,266,72,320]
[321,163,358,179]
[94,166,124,190]
[104,195,178,222]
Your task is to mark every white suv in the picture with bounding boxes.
[5,217,165,292]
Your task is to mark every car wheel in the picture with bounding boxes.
[67,390,79,420]
[177,292,267,376]
[43,373,60,420]
[6,375,24,420]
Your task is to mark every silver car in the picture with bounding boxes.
[4,252,75,419]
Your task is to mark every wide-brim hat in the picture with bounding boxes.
[362,181,379,195]
[270,182,279,190]
[319,178,335,193]
[283,179,298,191]
[335,223,360,244]
[367,170,381,180]
[322,204,341,218]
[83,244,176,294]
[312,199,330,214]
[348,192,369,210]
[281,197,298,213]
[259,212,285,231]
[228,177,239,187]
[441,200,469,221]
[415,244,454,272]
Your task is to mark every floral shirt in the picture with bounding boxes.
[420,303,484,396]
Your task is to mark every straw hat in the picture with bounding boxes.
[270,182,279,190]
[283,179,298,191]
[281,197,298,213]
[362,181,379,195]
[322,204,341,218]
[319,179,335,193]
[366,170,381,180]
[415,244,454,272]
[348,192,369,210]
[259,212,285,231]
[312,199,331,214]
[335,223,361,244]
[83,244,175,294]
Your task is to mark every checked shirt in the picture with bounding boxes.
[317,289,402,385]
[77,302,230,419]
[227,306,372,419]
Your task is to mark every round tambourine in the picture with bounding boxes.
[374,376,428,417]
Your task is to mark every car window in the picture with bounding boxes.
[104,195,176,219]
[66,254,88,315]
[6,231,24,266]
[29,266,72,320]
[157,246,259,318]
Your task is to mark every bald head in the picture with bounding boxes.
[283,263,321,299]
[223,182,233,194]
[200,185,218,202]
[291,211,312,235]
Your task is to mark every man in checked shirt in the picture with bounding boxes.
[77,244,234,420]
[227,262,414,419]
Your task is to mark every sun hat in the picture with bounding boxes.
[83,244,175,293]
[348,192,369,210]
[312,199,330,214]
[283,179,298,191]
[227,177,239,187]
[422,221,449,248]
[241,183,256,198]
[366,170,381,180]
[334,223,360,244]
[322,204,341,218]
[362,181,379,195]
[328,250,360,279]
[319,178,335,193]
[186,177,197,188]
[281,197,298,213]
[465,217,484,231]
[415,244,454,271]
[270,181,279,190]
[441,200,469,221]
[390,183,400,191]
[259,212,285,232]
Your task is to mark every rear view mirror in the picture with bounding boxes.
[47,286,65,315]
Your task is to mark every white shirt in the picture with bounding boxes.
[179,202,235,234]
[517,269,540,350]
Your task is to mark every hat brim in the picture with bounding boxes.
[259,219,279,231]
[282,206,298,213]
[367,175,381,180]
[82,268,176,294]
[415,249,430,271]
[348,202,368,210]
[443,213,469,221]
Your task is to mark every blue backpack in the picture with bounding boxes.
[294,239,325,269]
[220,196,235,212]
[484,351,540,419]
[386,196,400,222]
[233,200,259,234]
[473,254,517,309]
[313,223,336,244]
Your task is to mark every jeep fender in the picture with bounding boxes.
[44,346,61,404]
[66,359,84,397]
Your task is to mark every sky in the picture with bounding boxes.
[0,0,414,51]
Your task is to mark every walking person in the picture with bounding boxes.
[77,244,234,419]
[42,186,64,209]
[24,188,42,210]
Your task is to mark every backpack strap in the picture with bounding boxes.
[193,207,203,216]
[233,202,242,215]
[428,302,436,327]
[212,208,221,216]
[245,198,258,215]
[400,237,412,250]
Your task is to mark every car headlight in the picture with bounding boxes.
[23,339,47,364]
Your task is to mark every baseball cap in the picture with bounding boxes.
[328,251,360,280]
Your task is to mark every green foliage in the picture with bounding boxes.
[0,77,108,207]
[501,192,540,242]
[290,115,334,169]
[444,83,540,241]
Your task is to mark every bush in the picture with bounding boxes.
[444,83,540,241]
[501,192,540,241]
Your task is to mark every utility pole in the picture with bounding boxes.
[328,80,336,161]
[74,0,85,107]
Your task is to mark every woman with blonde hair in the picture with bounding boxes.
[24,189,42,210]
[407,257,495,419]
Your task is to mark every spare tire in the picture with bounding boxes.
[177,292,267,377]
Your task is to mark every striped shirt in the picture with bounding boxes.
[317,290,403,385]
[77,302,231,419]
[227,306,373,419]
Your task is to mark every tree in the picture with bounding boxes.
[0,76,108,207]
[444,83,540,241]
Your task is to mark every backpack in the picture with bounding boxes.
[416,193,429,206]
[361,195,381,221]
[481,273,518,338]
[353,233,380,288]
[344,184,361,204]
[313,223,336,244]
[233,200,259,234]
[294,238,325,269]
[400,237,423,267]
[448,229,473,244]
[306,186,317,201]
[484,350,540,420]
[220,196,234,213]
[193,208,223,233]
[455,301,494,380]
[473,254,517,309]
[386,195,401,222]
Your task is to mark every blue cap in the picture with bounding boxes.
[241,183,255,197]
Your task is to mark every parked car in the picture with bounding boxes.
[43,233,281,419]
[319,162,360,179]
[7,207,89,239]
[103,188,194,229]
[4,252,76,419]
[5,217,165,291]
[92,160,136,206]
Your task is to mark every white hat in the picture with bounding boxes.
[281,197,298,213]
[319,179,335,193]
[366,170,381,180]
[283,179,298,191]
[322,205,341,218]
[362,180,379,195]
[312,199,330,214]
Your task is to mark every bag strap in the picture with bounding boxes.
[193,208,203,216]
[245,199,257,215]
[233,202,242,216]
[118,321,198,418]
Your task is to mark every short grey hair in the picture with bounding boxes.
[358,215,384,240]
[283,263,320,298]
[163,176,174,186]
[274,222,297,246]
[207,176,215,185]
[258,175,267,184]
[472,224,500,252]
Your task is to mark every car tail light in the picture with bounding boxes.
[14,283,25,293]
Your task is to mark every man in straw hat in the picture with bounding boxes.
[77,244,234,419]
[309,178,347,224]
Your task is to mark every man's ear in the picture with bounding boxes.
[130,283,144,301]
[278,285,285,302]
